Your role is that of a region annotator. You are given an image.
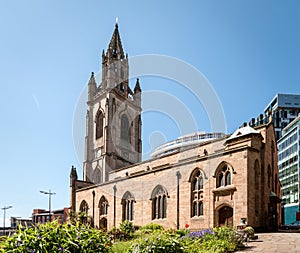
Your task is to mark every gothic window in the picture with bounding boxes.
[218,173,224,187]
[121,114,130,142]
[99,196,108,216]
[190,169,204,217]
[96,111,104,139]
[92,167,102,184]
[151,185,168,220]
[216,163,232,188]
[122,191,135,221]
[225,172,231,186]
[79,200,89,224]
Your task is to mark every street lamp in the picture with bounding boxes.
[40,190,56,222]
[1,205,12,236]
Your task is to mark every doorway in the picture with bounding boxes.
[99,217,107,231]
[218,206,233,227]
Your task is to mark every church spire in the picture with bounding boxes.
[107,20,125,60]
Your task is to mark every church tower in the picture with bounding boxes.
[83,23,142,183]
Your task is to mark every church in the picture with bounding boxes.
[70,23,282,231]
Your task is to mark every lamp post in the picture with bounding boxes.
[40,190,56,222]
[1,205,12,236]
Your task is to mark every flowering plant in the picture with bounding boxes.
[0,221,111,253]
[188,228,214,238]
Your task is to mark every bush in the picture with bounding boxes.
[243,226,255,239]
[108,220,135,241]
[175,229,189,237]
[140,223,164,232]
[0,221,111,253]
[110,241,131,253]
[128,231,185,253]
[119,220,135,239]
[182,227,241,253]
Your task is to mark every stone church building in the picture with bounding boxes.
[70,23,282,231]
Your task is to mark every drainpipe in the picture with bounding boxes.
[176,171,181,229]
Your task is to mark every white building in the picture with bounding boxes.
[278,114,300,224]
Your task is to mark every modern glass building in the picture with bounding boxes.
[278,114,300,224]
[264,94,300,140]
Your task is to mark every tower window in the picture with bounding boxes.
[96,111,104,139]
[120,83,125,91]
[121,114,130,142]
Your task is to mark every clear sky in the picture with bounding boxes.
[0,0,299,225]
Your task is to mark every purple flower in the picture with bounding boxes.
[188,228,214,238]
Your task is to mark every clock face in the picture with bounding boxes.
[97,149,102,157]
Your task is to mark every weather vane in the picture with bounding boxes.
[116,17,118,25]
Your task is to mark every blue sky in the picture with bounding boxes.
[0,0,299,224]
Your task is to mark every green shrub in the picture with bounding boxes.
[0,221,111,253]
[140,223,164,231]
[128,231,186,253]
[181,227,242,253]
[110,241,131,253]
[243,226,255,239]
[108,220,135,241]
[119,220,135,239]
[175,228,189,237]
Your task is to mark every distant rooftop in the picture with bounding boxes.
[264,93,300,113]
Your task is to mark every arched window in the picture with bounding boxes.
[79,200,89,224]
[190,169,204,217]
[99,196,109,216]
[120,114,130,142]
[216,163,232,188]
[93,167,102,184]
[151,185,168,219]
[96,111,104,139]
[79,200,89,213]
[225,172,231,186]
[199,201,204,216]
[218,173,224,187]
[122,191,135,221]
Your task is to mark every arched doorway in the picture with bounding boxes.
[218,206,233,227]
[99,217,107,231]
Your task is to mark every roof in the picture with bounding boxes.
[107,23,125,59]
[227,125,260,141]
